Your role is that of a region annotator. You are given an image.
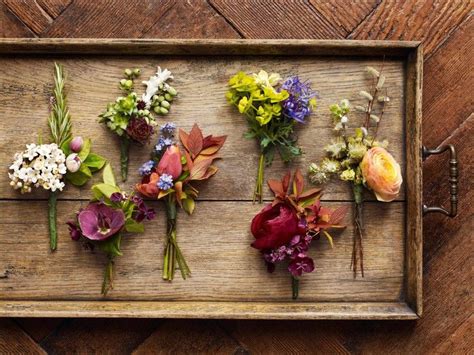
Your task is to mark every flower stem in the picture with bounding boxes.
[48,190,58,251]
[119,136,130,182]
[253,153,265,204]
[351,184,365,278]
[101,256,114,296]
[162,197,191,281]
[292,276,299,300]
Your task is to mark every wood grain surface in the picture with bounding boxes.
[0,0,472,353]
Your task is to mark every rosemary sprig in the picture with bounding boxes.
[48,63,72,147]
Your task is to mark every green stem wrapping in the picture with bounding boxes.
[48,190,58,251]
[253,153,265,204]
[351,184,365,278]
[162,197,191,281]
[119,136,130,182]
[101,256,114,296]
[292,276,299,300]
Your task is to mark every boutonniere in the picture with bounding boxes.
[99,67,178,181]
[309,66,402,277]
[8,63,106,251]
[136,123,226,281]
[67,164,155,295]
[251,170,347,299]
[226,70,317,203]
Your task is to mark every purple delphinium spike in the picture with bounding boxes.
[280,75,318,123]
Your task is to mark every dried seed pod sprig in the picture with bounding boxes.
[8,63,106,251]
[136,123,226,281]
[226,70,317,203]
[99,67,178,181]
[308,66,402,277]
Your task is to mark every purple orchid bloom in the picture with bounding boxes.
[288,256,315,277]
[77,202,125,241]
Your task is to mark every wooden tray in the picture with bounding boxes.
[0,39,422,320]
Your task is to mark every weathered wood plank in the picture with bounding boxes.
[309,0,381,36]
[349,0,473,56]
[42,0,174,38]
[423,14,473,148]
[132,320,244,354]
[0,300,418,320]
[0,55,406,201]
[0,201,405,302]
[4,0,52,35]
[142,0,241,39]
[209,0,344,39]
[41,318,161,354]
[0,319,46,354]
[0,1,35,38]
[36,0,72,19]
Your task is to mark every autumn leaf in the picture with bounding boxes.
[187,124,204,158]
[179,129,190,152]
[267,179,283,196]
[203,134,227,149]
[298,187,322,200]
[282,171,291,193]
[292,169,304,197]
[189,159,213,180]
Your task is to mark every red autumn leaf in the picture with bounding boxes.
[282,171,291,194]
[203,134,227,149]
[201,165,218,180]
[179,129,190,152]
[327,205,349,225]
[184,150,194,171]
[298,187,322,200]
[187,124,204,158]
[292,169,304,197]
[200,145,222,156]
[267,179,283,196]
[189,158,213,180]
[194,153,220,164]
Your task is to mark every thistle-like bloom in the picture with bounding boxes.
[281,76,317,123]
[77,202,125,241]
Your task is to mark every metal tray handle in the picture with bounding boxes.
[422,144,458,217]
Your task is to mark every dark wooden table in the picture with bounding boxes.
[0,1,472,353]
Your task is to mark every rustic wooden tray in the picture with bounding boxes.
[0,39,422,320]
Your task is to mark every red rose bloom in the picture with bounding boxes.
[251,203,304,250]
[127,117,154,144]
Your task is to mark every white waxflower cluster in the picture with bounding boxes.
[8,143,67,193]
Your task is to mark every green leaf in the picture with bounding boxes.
[98,234,122,257]
[60,137,72,156]
[103,163,116,186]
[66,164,92,186]
[84,153,107,172]
[78,138,91,160]
[92,183,120,199]
[124,219,144,233]
[182,198,195,215]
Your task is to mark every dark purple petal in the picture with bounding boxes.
[110,192,124,203]
[66,221,82,241]
[288,256,315,277]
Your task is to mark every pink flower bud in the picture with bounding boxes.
[66,153,81,173]
[70,136,84,153]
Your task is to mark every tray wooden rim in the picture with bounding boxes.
[0,39,423,320]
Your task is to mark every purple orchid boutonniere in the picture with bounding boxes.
[67,164,155,295]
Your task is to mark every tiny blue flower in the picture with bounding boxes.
[280,75,318,123]
[157,173,174,190]
[138,160,155,176]
[160,122,176,136]
[154,136,174,153]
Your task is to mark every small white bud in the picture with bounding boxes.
[370,114,380,123]
[340,116,348,124]
[361,127,368,137]
[359,91,373,101]
[66,153,81,173]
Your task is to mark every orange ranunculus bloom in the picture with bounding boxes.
[361,147,402,202]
